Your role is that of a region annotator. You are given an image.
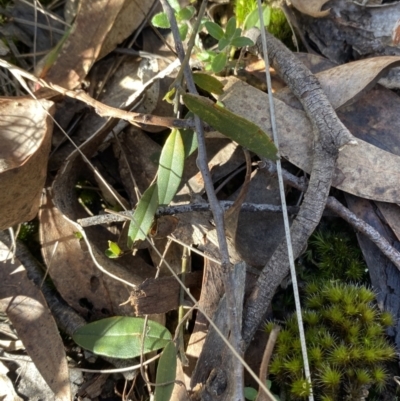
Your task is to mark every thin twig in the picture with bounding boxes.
[255,325,280,401]
[159,2,245,398]
[256,2,313,398]
[77,201,299,227]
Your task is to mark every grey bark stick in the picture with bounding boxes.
[241,30,356,347]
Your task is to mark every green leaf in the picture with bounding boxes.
[218,37,230,51]
[154,341,177,401]
[230,36,254,48]
[244,387,258,401]
[176,6,195,21]
[105,241,122,258]
[244,6,271,30]
[193,72,225,95]
[211,52,227,73]
[152,12,171,29]
[182,93,278,160]
[169,0,181,11]
[225,17,237,40]
[127,183,159,247]
[72,317,172,359]
[232,27,242,40]
[205,21,224,40]
[179,23,188,41]
[157,129,184,206]
[196,50,215,62]
[181,112,198,158]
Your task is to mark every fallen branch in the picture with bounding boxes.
[242,30,356,347]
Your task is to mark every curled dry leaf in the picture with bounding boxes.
[0,97,54,230]
[290,0,331,17]
[43,0,156,89]
[0,241,70,401]
[277,56,400,110]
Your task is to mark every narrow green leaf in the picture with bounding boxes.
[225,17,237,40]
[72,317,172,359]
[181,112,198,158]
[193,72,225,95]
[232,27,242,40]
[154,341,177,401]
[211,52,227,73]
[177,6,195,21]
[182,93,278,160]
[218,37,230,51]
[230,36,254,48]
[157,129,184,206]
[205,21,224,40]
[127,183,159,247]
[151,12,171,29]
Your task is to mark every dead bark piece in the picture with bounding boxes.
[242,29,354,345]
[292,0,400,88]
[129,271,202,315]
[0,97,54,230]
[0,241,71,401]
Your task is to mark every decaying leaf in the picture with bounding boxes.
[290,0,331,17]
[0,97,54,230]
[0,241,71,401]
[217,74,400,203]
[43,0,156,89]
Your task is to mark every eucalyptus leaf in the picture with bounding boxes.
[193,72,225,95]
[211,52,227,73]
[151,12,171,29]
[157,129,184,206]
[72,316,172,359]
[205,21,224,40]
[127,183,159,247]
[182,93,278,160]
[154,341,177,401]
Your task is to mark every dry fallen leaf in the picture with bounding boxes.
[0,241,71,401]
[290,0,331,17]
[44,0,156,89]
[0,97,54,230]
[218,76,400,203]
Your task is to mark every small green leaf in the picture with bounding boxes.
[244,6,271,30]
[72,316,172,359]
[225,17,237,40]
[244,387,258,401]
[163,87,176,104]
[196,50,215,62]
[157,129,185,206]
[154,341,177,401]
[211,52,227,73]
[151,12,171,29]
[205,21,224,40]
[232,27,242,40]
[182,93,278,160]
[105,241,122,258]
[181,112,198,158]
[218,37,231,51]
[193,72,225,95]
[179,23,188,41]
[127,183,159,247]
[176,6,195,21]
[230,36,254,48]
[169,0,181,11]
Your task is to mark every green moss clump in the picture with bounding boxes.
[266,281,395,400]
